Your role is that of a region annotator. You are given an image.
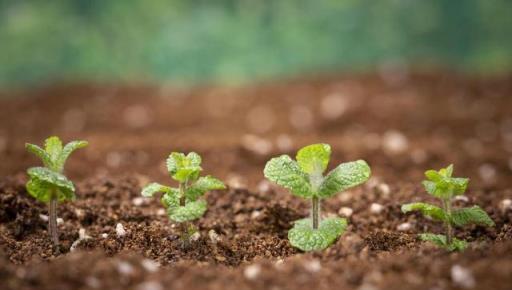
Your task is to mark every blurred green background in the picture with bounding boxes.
[1,0,511,86]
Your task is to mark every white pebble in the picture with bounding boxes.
[244,264,261,280]
[454,195,469,202]
[250,210,262,219]
[156,208,166,216]
[132,197,146,206]
[397,222,412,231]
[117,261,135,276]
[320,93,348,120]
[338,207,354,217]
[39,214,49,222]
[190,232,201,241]
[226,173,247,189]
[101,233,108,239]
[451,265,475,288]
[479,164,496,184]
[242,134,273,156]
[370,203,385,214]
[141,259,160,273]
[116,223,126,237]
[382,130,409,154]
[303,259,322,273]
[208,230,220,243]
[376,183,391,197]
[57,218,64,225]
[500,199,512,213]
[136,281,163,290]
[257,180,271,193]
[70,228,91,252]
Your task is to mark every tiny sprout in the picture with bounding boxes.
[264,143,371,251]
[25,136,88,247]
[402,164,494,251]
[141,152,225,247]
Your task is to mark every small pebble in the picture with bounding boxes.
[397,222,412,231]
[132,197,146,206]
[454,195,469,202]
[382,130,409,154]
[242,134,273,156]
[303,259,322,273]
[208,230,220,243]
[338,207,354,217]
[136,281,163,290]
[101,233,108,239]
[116,223,126,237]
[244,264,261,280]
[156,208,166,216]
[117,261,135,276]
[370,203,384,214]
[451,265,475,288]
[250,210,262,219]
[190,232,201,241]
[226,173,247,189]
[57,218,64,225]
[257,180,271,193]
[39,214,49,222]
[376,183,391,197]
[141,259,159,273]
[500,199,512,213]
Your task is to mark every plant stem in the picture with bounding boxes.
[49,190,59,247]
[178,181,190,249]
[442,198,453,244]
[311,196,320,229]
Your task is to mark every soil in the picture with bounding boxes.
[0,71,511,290]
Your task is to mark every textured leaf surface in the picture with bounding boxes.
[451,206,495,227]
[161,189,180,208]
[264,155,313,198]
[166,152,202,182]
[296,143,331,174]
[25,143,52,168]
[318,160,371,198]
[186,176,225,200]
[423,165,468,198]
[401,202,447,221]
[141,182,172,197]
[168,200,207,222]
[288,217,347,251]
[26,167,75,202]
[419,233,467,251]
[58,140,88,169]
[44,136,63,166]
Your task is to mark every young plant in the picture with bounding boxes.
[25,136,88,247]
[141,152,225,246]
[264,143,371,251]
[402,164,494,251]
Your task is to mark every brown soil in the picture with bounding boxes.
[0,72,511,290]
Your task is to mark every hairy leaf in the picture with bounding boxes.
[168,200,207,222]
[296,143,331,175]
[317,160,371,198]
[451,206,495,227]
[288,217,347,251]
[419,233,467,251]
[450,177,469,196]
[422,165,468,198]
[57,140,88,170]
[26,167,75,202]
[26,143,53,168]
[166,152,202,182]
[44,136,63,167]
[401,202,447,221]
[141,182,173,197]
[186,176,225,200]
[264,155,313,198]
[161,189,180,208]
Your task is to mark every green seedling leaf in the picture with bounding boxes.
[318,160,371,198]
[422,165,468,199]
[296,143,331,175]
[419,233,467,251]
[288,217,347,252]
[263,155,313,198]
[451,206,495,227]
[186,176,226,200]
[141,182,173,197]
[167,152,202,182]
[169,200,207,223]
[161,189,180,208]
[26,167,75,202]
[44,136,63,166]
[26,144,53,168]
[401,202,447,221]
[58,140,88,169]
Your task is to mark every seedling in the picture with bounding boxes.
[25,136,88,247]
[141,152,225,247]
[264,143,371,251]
[402,164,494,251]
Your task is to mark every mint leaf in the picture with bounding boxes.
[26,143,52,168]
[296,143,331,174]
[263,155,313,198]
[44,136,63,167]
[161,189,180,208]
[186,176,225,200]
[318,160,371,198]
[288,217,347,251]
[419,233,467,251]
[166,152,202,182]
[450,177,469,196]
[141,182,173,197]
[169,200,207,222]
[401,202,447,221]
[26,167,75,202]
[58,140,88,169]
[451,206,495,227]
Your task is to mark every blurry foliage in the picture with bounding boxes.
[0,0,511,85]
